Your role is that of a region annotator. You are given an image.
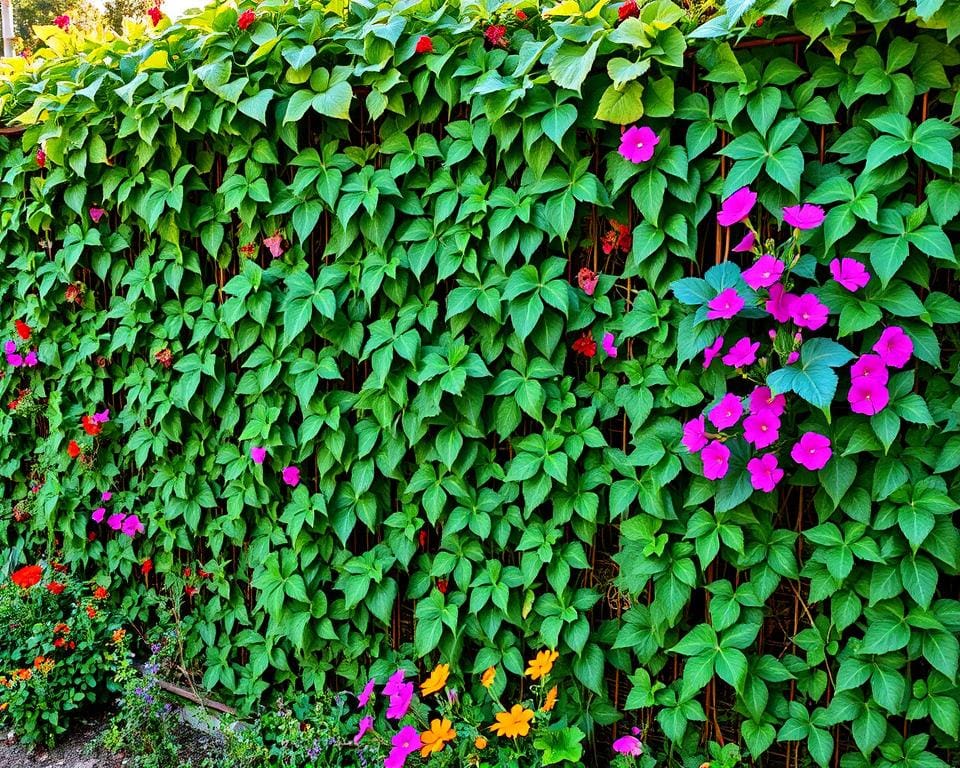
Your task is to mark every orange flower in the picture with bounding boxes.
[420,663,449,696]
[488,704,535,738]
[481,667,496,689]
[14,668,31,681]
[33,656,45,669]
[419,718,456,757]
[542,685,557,712]
[54,623,70,635]
[93,586,108,600]
[474,736,487,750]
[525,649,558,681]
[112,629,126,644]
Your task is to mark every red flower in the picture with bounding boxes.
[515,9,527,20]
[577,267,599,296]
[86,605,97,619]
[183,567,191,578]
[602,222,632,255]
[185,585,199,597]
[11,565,42,589]
[415,35,433,54]
[53,14,70,29]
[69,641,76,649]
[88,532,97,541]
[436,579,448,594]
[35,149,46,169]
[618,0,638,21]
[237,9,255,29]
[484,24,508,47]
[198,568,211,579]
[418,529,428,548]
[147,6,162,25]
[52,563,67,573]
[46,582,65,595]
[93,586,108,600]
[141,558,153,576]
[53,637,65,648]
[54,623,69,634]
[15,321,30,340]
[755,16,765,26]
[81,415,101,436]
[67,440,81,458]
[572,333,597,358]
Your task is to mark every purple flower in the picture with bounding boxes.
[765,284,798,323]
[93,409,110,424]
[786,351,800,364]
[250,446,266,465]
[829,258,870,292]
[708,394,743,430]
[386,682,414,719]
[383,668,406,697]
[23,350,37,367]
[791,432,832,471]
[743,409,781,450]
[706,288,744,320]
[701,440,731,480]
[281,466,300,486]
[358,678,376,707]
[850,354,889,385]
[2,340,15,355]
[702,336,724,369]
[747,453,783,492]
[121,514,144,537]
[89,207,106,224]
[682,416,708,453]
[101,491,113,502]
[602,332,618,358]
[789,293,829,330]
[107,513,126,531]
[742,255,785,290]
[848,378,889,415]
[92,507,106,523]
[732,231,756,252]
[613,735,643,756]
[717,187,757,227]
[618,125,659,164]
[873,326,913,369]
[783,203,825,230]
[722,337,759,368]
[354,715,374,745]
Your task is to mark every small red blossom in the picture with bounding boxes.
[53,14,70,29]
[755,16,765,27]
[53,637,66,648]
[601,222,632,255]
[11,565,42,589]
[65,283,84,304]
[86,605,97,619]
[147,6,162,25]
[572,333,597,358]
[93,586,108,600]
[183,567,192,578]
[237,9,256,30]
[185,585,199,597]
[88,531,97,541]
[239,243,257,257]
[141,558,153,576]
[155,348,173,369]
[618,0,638,20]
[46,582,65,595]
[418,529,428,548]
[36,149,46,169]
[415,35,433,54]
[54,623,69,634]
[52,563,68,573]
[81,415,102,436]
[515,9,527,20]
[484,24,508,47]
[69,641,76,649]
[67,440,81,458]
[577,267,599,296]
[436,579,448,594]
[15,320,31,340]
[198,568,211,579]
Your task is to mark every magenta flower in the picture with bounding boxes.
[618,125,659,164]
[791,432,832,471]
[386,682,414,719]
[701,440,731,480]
[23,351,38,367]
[6,352,22,367]
[732,231,756,253]
[722,337,759,368]
[3,340,15,355]
[101,491,113,502]
[281,466,300,486]
[250,446,266,464]
[91,507,106,523]
[783,203,825,230]
[703,336,724,368]
[107,513,125,530]
[873,326,913,369]
[121,514,144,537]
[743,410,781,450]
[829,258,870,292]
[383,669,406,697]
[742,255,785,290]
[848,378,889,415]
[748,386,786,417]
[707,288,744,320]
[765,284,797,323]
[602,332,618,358]
[93,409,110,424]
[682,416,708,453]
[747,453,783,492]
[354,715,374,745]
[612,735,643,756]
[850,354,889,385]
[786,351,800,364]
[385,726,422,768]
[717,187,757,227]
[358,678,376,707]
[89,207,107,224]
[708,394,743,430]
[789,293,829,330]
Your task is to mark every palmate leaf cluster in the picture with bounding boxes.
[0,0,959,765]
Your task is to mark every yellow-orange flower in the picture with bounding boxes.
[542,685,557,712]
[488,704,535,738]
[14,668,31,681]
[525,649,558,681]
[420,663,449,697]
[420,718,456,757]
[474,736,487,750]
[112,628,126,644]
[481,666,496,688]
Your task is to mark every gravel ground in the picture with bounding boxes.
[0,710,122,768]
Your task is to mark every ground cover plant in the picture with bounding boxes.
[0,0,959,765]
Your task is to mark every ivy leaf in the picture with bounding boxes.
[548,39,600,93]
[594,82,644,124]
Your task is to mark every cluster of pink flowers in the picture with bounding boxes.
[847,327,913,414]
[91,490,144,538]
[250,446,300,487]
[383,668,415,720]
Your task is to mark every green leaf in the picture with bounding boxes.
[548,40,600,93]
[595,82,644,124]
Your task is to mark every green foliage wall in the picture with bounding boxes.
[1,0,960,765]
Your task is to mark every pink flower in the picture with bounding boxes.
[789,293,829,330]
[708,394,743,430]
[281,466,300,486]
[786,351,800,364]
[706,288,744,320]
[703,336,724,368]
[748,386,785,417]
[850,354,888,385]
[101,491,113,502]
[121,514,145,537]
[386,682,414,719]
[791,432,832,471]
[717,187,757,227]
[783,203,825,230]
[263,234,284,259]
[91,507,106,523]
[93,409,110,423]
[682,417,708,453]
[743,409,781,450]
[354,715,373,745]
[53,14,70,28]
[3,340,15,355]
[107,513,125,531]
[385,726,421,768]
[358,678,376,707]
[873,326,912,368]
[747,453,783,492]
[701,440,731,480]
[89,207,106,224]
[612,735,643,756]
[722,337,759,368]
[383,669,406,696]
[848,378,889,415]
[23,350,37,367]
[619,126,659,164]
[829,258,870,292]
[732,231,756,252]
[602,332,618,358]
[765,284,797,323]
[6,352,22,367]
[250,446,266,464]
[742,255,785,290]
